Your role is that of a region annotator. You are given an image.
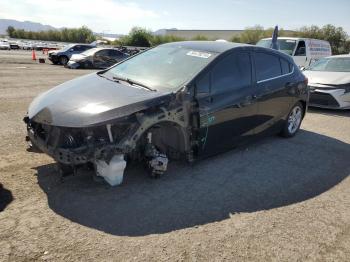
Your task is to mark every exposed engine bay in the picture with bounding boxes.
[24,96,195,186]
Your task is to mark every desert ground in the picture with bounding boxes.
[0,50,349,261]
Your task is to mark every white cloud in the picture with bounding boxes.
[0,0,160,33]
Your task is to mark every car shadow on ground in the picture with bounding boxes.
[0,183,13,212]
[35,130,350,236]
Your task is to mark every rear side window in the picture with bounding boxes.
[95,50,109,57]
[280,58,293,74]
[255,52,281,81]
[211,52,251,92]
[109,50,123,57]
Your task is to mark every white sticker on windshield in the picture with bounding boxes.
[186,50,212,58]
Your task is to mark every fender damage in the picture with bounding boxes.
[24,73,194,185]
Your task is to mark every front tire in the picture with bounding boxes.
[280,102,303,138]
[59,56,68,65]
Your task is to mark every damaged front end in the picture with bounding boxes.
[24,93,192,185]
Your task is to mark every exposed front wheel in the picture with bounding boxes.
[280,102,303,138]
[59,56,68,65]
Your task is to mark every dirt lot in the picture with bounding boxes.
[0,50,350,261]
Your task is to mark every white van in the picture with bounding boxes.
[256,37,332,68]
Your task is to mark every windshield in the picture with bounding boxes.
[256,39,297,55]
[61,44,73,51]
[104,45,217,91]
[308,57,350,72]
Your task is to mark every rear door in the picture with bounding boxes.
[196,50,260,156]
[108,50,127,66]
[253,51,296,135]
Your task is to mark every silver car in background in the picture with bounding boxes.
[303,55,350,109]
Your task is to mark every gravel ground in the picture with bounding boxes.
[0,50,349,261]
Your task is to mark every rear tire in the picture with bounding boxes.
[280,102,303,138]
[59,56,68,65]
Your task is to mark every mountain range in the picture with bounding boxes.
[0,19,56,34]
[0,19,124,38]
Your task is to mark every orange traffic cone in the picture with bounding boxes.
[32,49,36,61]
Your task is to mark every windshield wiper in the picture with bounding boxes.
[112,76,156,92]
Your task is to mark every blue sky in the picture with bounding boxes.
[0,0,349,34]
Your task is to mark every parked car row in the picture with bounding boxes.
[0,38,64,51]
[0,39,21,50]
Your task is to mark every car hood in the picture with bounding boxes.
[303,70,350,86]
[70,54,88,61]
[28,73,171,127]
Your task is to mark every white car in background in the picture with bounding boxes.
[0,41,10,50]
[257,37,332,68]
[303,55,350,109]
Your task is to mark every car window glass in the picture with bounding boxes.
[211,52,251,93]
[255,52,281,81]
[295,41,306,56]
[280,58,291,74]
[109,50,122,57]
[73,45,81,51]
[95,50,109,57]
[196,72,210,93]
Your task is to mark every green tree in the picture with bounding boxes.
[191,35,208,41]
[120,27,153,47]
[6,26,15,37]
[238,25,266,44]
[150,35,185,45]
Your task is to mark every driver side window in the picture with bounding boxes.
[294,41,306,56]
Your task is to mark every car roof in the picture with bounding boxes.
[161,41,250,53]
[325,54,350,58]
[260,37,329,43]
[160,41,294,63]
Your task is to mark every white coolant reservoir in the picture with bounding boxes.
[96,154,127,186]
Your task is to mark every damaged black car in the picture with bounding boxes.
[24,41,308,186]
[66,48,129,69]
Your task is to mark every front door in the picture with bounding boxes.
[293,40,308,67]
[195,51,259,156]
[93,50,110,69]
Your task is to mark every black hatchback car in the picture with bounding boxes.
[25,41,308,185]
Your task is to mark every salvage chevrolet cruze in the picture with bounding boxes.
[24,41,309,185]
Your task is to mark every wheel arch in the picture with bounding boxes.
[135,120,189,157]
